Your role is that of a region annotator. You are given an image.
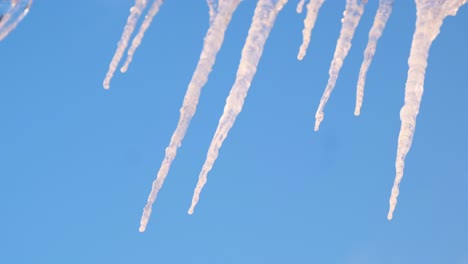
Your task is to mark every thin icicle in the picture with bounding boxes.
[103,0,149,89]
[0,13,15,40]
[314,0,366,131]
[354,0,394,116]
[207,0,218,24]
[297,0,325,60]
[0,0,32,42]
[139,0,241,232]
[296,0,306,13]
[188,0,288,215]
[120,0,165,73]
[388,0,467,220]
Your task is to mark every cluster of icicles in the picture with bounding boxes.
[0,0,32,41]
[102,0,467,232]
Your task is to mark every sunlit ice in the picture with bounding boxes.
[0,0,32,42]
[103,0,467,231]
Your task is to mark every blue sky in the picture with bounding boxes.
[1,1,467,263]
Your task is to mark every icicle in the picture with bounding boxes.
[296,0,306,13]
[297,0,325,60]
[103,0,149,89]
[120,0,165,73]
[139,0,241,232]
[354,0,394,116]
[388,0,467,220]
[188,0,288,215]
[314,0,366,131]
[0,0,32,42]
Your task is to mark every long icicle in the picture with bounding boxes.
[296,0,306,14]
[103,0,149,89]
[388,0,467,220]
[139,0,241,232]
[314,0,366,131]
[297,0,325,60]
[0,0,32,42]
[354,0,394,116]
[120,0,165,74]
[188,0,288,215]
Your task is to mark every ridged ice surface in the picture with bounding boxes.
[388,0,467,220]
[139,0,242,232]
[102,0,467,231]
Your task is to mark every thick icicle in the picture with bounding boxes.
[354,0,394,116]
[388,0,467,220]
[139,0,241,232]
[297,0,325,60]
[103,0,149,89]
[314,0,366,131]
[0,0,32,42]
[296,0,306,13]
[120,0,165,73]
[188,0,288,215]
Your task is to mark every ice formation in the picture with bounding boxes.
[139,0,242,232]
[0,0,32,42]
[103,0,164,89]
[388,0,467,220]
[103,0,467,230]
[354,0,394,116]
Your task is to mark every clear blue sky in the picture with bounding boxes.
[1,1,467,263]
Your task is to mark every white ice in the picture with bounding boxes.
[388,0,467,220]
[297,0,325,60]
[103,0,149,89]
[315,0,366,131]
[188,0,289,215]
[139,0,241,232]
[354,0,394,116]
